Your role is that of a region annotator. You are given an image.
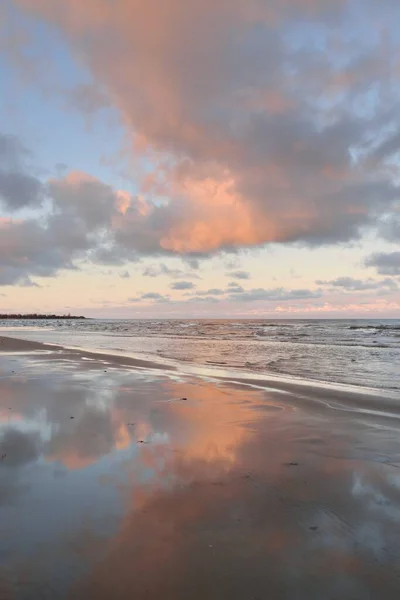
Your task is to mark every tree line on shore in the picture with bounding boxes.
[0,314,86,320]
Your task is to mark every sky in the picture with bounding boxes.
[0,0,399,318]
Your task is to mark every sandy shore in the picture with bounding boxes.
[1,335,400,598]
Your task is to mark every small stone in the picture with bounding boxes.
[309,526,318,531]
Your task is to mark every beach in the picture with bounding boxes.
[1,334,400,599]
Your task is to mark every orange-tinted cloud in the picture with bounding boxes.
[3,0,399,265]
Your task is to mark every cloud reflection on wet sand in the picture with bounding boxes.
[1,352,400,598]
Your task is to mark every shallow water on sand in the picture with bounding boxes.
[1,347,400,598]
[1,318,400,393]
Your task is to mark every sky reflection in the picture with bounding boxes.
[1,352,400,598]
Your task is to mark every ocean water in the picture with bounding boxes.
[1,318,399,393]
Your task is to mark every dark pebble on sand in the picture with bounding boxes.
[309,526,318,531]
[181,397,187,401]
[70,416,74,419]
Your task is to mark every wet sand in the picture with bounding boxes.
[1,336,400,598]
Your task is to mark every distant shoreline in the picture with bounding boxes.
[0,314,86,320]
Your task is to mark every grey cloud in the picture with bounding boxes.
[186,258,200,269]
[0,133,43,211]
[0,267,40,287]
[316,276,398,291]
[227,283,245,293]
[143,263,200,279]
[229,288,322,302]
[89,245,137,266]
[379,216,400,243]
[170,281,195,290]
[142,292,168,300]
[224,257,240,269]
[194,288,225,296]
[365,252,400,275]
[143,264,172,277]
[0,171,43,210]
[20,277,41,288]
[55,163,68,175]
[0,134,29,169]
[0,216,82,285]
[120,271,130,279]
[129,292,170,303]
[48,175,117,229]
[188,295,221,303]
[65,83,109,114]
[229,271,250,280]
[0,162,139,285]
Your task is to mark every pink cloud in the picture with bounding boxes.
[4,0,400,258]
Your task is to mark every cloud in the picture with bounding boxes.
[316,276,398,291]
[184,258,200,270]
[64,83,109,115]
[0,168,142,285]
[0,133,43,211]
[170,281,195,290]
[120,271,130,279]
[1,1,400,291]
[127,284,321,305]
[20,277,41,288]
[228,287,322,302]
[379,217,400,243]
[227,283,245,293]
[365,252,400,276]
[229,271,250,280]
[188,295,221,303]
[194,288,226,296]
[5,0,400,260]
[143,263,200,279]
[0,217,77,285]
[129,292,170,303]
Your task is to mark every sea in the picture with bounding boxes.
[1,318,399,394]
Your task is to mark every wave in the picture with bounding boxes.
[349,324,400,331]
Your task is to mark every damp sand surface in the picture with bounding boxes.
[1,336,400,599]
